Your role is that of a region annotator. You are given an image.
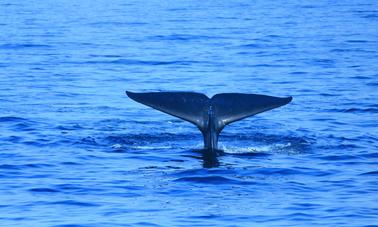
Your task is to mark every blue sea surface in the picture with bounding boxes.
[1,0,378,226]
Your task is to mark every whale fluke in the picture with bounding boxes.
[126,91,292,154]
[126,91,209,131]
[212,93,292,126]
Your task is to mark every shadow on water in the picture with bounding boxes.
[194,149,273,168]
[193,149,225,168]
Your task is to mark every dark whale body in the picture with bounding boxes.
[126,91,292,156]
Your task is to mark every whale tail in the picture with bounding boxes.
[126,91,292,150]
[126,91,210,131]
[211,93,292,128]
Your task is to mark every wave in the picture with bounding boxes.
[342,108,378,113]
[82,59,207,66]
[0,116,29,122]
[0,43,52,49]
[0,163,54,170]
[47,200,99,207]
[174,175,254,185]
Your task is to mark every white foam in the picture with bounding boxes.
[220,142,293,154]
[111,143,123,149]
[132,145,173,150]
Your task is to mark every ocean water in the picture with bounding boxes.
[1,0,378,226]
